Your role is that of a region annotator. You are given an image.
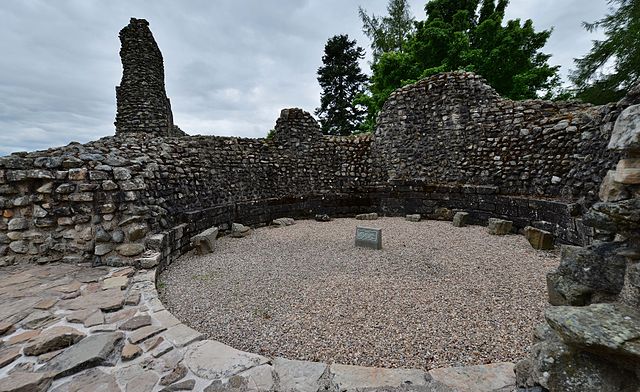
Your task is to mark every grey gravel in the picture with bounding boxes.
[159,218,559,370]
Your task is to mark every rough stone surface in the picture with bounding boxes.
[51,368,121,392]
[452,212,469,228]
[190,227,218,255]
[487,219,512,235]
[184,340,269,380]
[0,372,52,392]
[330,364,430,391]
[23,326,85,356]
[356,213,379,220]
[40,332,124,378]
[609,104,640,151]
[405,214,421,222]
[429,363,515,392]
[523,226,554,250]
[119,315,152,331]
[273,357,327,392]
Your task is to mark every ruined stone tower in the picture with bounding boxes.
[115,18,182,137]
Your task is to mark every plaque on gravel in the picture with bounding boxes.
[355,227,382,250]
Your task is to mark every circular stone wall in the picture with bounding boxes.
[159,217,559,370]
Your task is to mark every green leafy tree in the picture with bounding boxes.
[359,0,415,61]
[571,0,640,104]
[359,0,560,131]
[315,35,369,135]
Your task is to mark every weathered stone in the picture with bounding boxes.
[524,226,554,250]
[609,104,640,152]
[128,325,166,344]
[125,290,141,306]
[273,357,327,392]
[0,346,22,368]
[452,212,469,227]
[127,224,148,241]
[230,223,252,238]
[153,310,181,328]
[117,243,145,257]
[151,340,174,358]
[62,288,125,312]
[184,340,269,380]
[33,298,57,310]
[159,379,195,392]
[190,227,218,255]
[330,363,430,391]
[20,310,55,329]
[356,213,378,220]
[125,371,159,392]
[0,321,14,336]
[0,372,52,392]
[405,214,421,222]
[119,315,152,331]
[355,226,382,250]
[102,276,129,290]
[23,326,85,356]
[136,251,161,269]
[314,214,331,222]
[121,343,142,361]
[83,310,104,328]
[51,368,121,392]
[429,363,515,392]
[8,218,28,231]
[163,324,203,348]
[7,330,40,345]
[40,332,124,378]
[94,243,113,256]
[546,303,640,360]
[614,158,640,184]
[271,217,295,227]
[160,363,188,386]
[599,170,629,202]
[487,218,512,235]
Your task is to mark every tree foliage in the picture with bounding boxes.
[571,0,640,104]
[358,0,560,131]
[315,35,368,135]
[359,0,415,61]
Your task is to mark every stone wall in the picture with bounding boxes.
[373,72,621,201]
[515,103,640,391]
[114,18,183,137]
[0,71,633,268]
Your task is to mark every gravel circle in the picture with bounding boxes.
[159,218,559,370]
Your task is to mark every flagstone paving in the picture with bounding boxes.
[0,263,516,391]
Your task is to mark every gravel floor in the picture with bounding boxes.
[159,218,559,370]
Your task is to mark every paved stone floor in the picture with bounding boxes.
[0,262,517,391]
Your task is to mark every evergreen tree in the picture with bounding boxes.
[358,0,559,131]
[359,0,415,61]
[571,0,640,104]
[315,35,368,135]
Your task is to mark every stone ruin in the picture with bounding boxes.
[0,17,639,391]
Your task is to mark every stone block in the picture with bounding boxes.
[355,213,378,220]
[355,227,382,250]
[599,170,629,202]
[190,227,218,255]
[405,214,421,222]
[314,214,331,222]
[231,223,251,238]
[524,226,554,250]
[452,212,469,227]
[609,104,640,152]
[488,218,512,235]
[614,158,640,184]
[271,217,295,227]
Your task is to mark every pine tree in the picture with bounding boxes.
[571,0,640,104]
[315,35,368,135]
[359,0,415,61]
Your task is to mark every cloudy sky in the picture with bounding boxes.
[0,0,610,155]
